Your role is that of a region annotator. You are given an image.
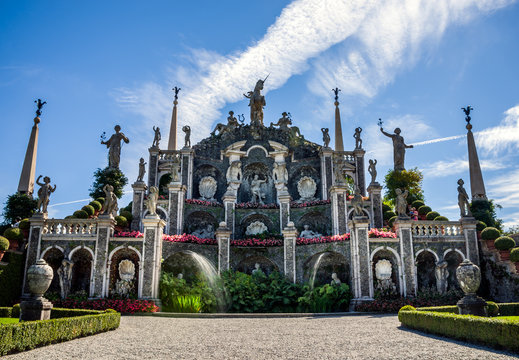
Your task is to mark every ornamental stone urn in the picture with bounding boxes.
[456,259,487,317]
[20,258,54,321]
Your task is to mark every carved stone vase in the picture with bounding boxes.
[27,259,54,299]
[456,259,487,316]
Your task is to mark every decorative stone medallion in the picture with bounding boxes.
[119,259,135,281]
[375,259,392,281]
[297,176,317,201]
[199,176,217,201]
[245,221,268,236]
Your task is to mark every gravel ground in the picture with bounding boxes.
[5,314,517,360]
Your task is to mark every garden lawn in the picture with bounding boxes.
[0,318,19,324]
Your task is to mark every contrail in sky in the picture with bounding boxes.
[410,134,465,146]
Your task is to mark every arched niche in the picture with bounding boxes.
[70,248,93,295]
[109,247,141,298]
[444,250,464,290]
[296,211,330,236]
[371,248,401,296]
[162,251,216,284]
[158,173,172,195]
[42,247,65,294]
[239,161,274,204]
[303,252,349,287]
[193,164,225,202]
[289,165,320,201]
[184,211,218,237]
[415,250,438,292]
[239,213,275,238]
[236,256,279,275]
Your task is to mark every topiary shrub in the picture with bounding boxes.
[411,200,425,209]
[510,248,519,263]
[89,201,102,212]
[384,211,396,221]
[3,228,23,241]
[388,216,398,228]
[476,221,487,232]
[481,227,501,241]
[120,210,133,223]
[73,210,89,219]
[382,203,392,212]
[0,236,9,251]
[96,197,105,205]
[417,205,432,216]
[494,236,516,251]
[434,216,449,221]
[115,216,128,227]
[82,205,95,217]
[64,215,75,219]
[486,301,499,317]
[18,219,30,230]
[426,211,440,220]
[399,305,416,312]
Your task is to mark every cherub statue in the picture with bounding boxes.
[137,158,146,182]
[321,128,330,148]
[36,175,56,213]
[182,125,191,148]
[152,126,161,148]
[102,184,118,217]
[353,127,362,149]
[457,179,472,217]
[368,159,377,184]
[395,188,409,218]
[144,186,159,216]
[351,188,364,217]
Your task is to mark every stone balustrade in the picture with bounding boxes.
[333,151,356,164]
[42,219,98,237]
[158,150,180,161]
[411,221,462,238]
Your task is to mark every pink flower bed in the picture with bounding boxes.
[290,200,331,208]
[52,298,159,313]
[368,228,397,238]
[296,234,350,245]
[231,238,283,247]
[235,202,279,209]
[114,231,144,238]
[163,234,217,245]
[185,199,223,207]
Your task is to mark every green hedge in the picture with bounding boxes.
[0,252,24,306]
[398,307,519,353]
[0,308,120,356]
[498,303,519,316]
[0,307,12,317]
[417,305,458,313]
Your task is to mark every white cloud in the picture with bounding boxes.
[421,158,506,178]
[476,105,519,154]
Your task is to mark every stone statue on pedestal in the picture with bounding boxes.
[250,175,266,204]
[300,225,322,239]
[211,111,241,136]
[435,260,449,294]
[368,159,377,184]
[36,175,56,214]
[273,162,288,184]
[380,127,413,171]
[353,127,362,149]
[331,273,342,286]
[145,186,159,216]
[101,125,129,169]
[321,128,330,148]
[152,126,161,148]
[252,263,262,275]
[182,125,191,148]
[226,161,242,183]
[457,179,473,217]
[137,158,146,182]
[57,259,74,299]
[351,188,364,217]
[170,155,181,182]
[244,77,267,126]
[395,188,409,218]
[102,184,118,217]
[270,112,292,131]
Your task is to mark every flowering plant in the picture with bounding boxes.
[51,298,159,313]
[163,234,217,245]
[290,199,331,208]
[368,228,397,238]
[231,238,283,247]
[113,231,144,238]
[296,233,350,245]
[236,202,279,209]
[185,199,223,207]
[144,194,169,200]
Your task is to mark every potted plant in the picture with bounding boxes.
[3,227,23,251]
[0,236,9,262]
[115,215,128,233]
[494,236,516,261]
[510,248,519,272]
[18,218,31,239]
[476,221,487,239]
[481,227,501,251]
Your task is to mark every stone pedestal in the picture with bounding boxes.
[330,185,348,235]
[319,148,334,200]
[457,294,487,317]
[461,217,480,266]
[141,216,166,299]
[131,181,146,231]
[168,182,186,235]
[277,190,291,234]
[282,222,298,283]
[93,215,115,298]
[20,297,53,321]
[22,213,46,296]
[223,194,237,239]
[348,217,373,301]
[216,222,232,274]
[353,149,366,196]
[147,147,160,188]
[180,148,194,199]
[367,183,383,228]
[395,219,416,297]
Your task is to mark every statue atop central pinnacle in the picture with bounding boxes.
[244,76,268,126]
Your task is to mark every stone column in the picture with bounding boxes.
[367,183,383,228]
[319,147,334,200]
[395,219,416,297]
[348,217,372,301]
[92,215,115,298]
[222,194,237,239]
[354,149,366,196]
[22,213,46,296]
[147,147,160,188]
[141,215,166,299]
[277,189,291,234]
[180,147,194,199]
[329,185,348,235]
[168,182,186,235]
[215,222,232,274]
[131,181,146,231]
[282,222,297,282]
[461,217,480,265]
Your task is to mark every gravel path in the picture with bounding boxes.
[5,314,517,359]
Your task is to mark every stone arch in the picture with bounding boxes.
[246,145,269,157]
[303,251,349,287]
[240,161,273,204]
[370,247,402,296]
[296,211,330,236]
[289,165,320,201]
[415,250,438,292]
[158,173,173,195]
[236,255,279,275]
[162,250,217,284]
[193,164,225,201]
[239,213,275,238]
[70,247,93,295]
[108,246,141,298]
[42,247,65,294]
[347,208,370,220]
[444,250,464,290]
[184,211,218,237]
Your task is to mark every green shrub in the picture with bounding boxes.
[383,211,396,221]
[497,303,519,316]
[486,301,499,317]
[416,305,458,313]
[73,210,89,219]
[510,248,519,263]
[18,219,30,230]
[400,305,416,312]
[388,216,398,228]
[120,210,133,223]
[96,197,105,205]
[382,203,392,212]
[82,205,95,216]
[170,295,202,313]
[89,200,102,212]
[398,307,519,353]
[0,307,12,317]
[418,205,432,216]
[425,211,440,220]
[3,228,23,241]
[481,226,501,240]
[2,193,38,225]
[411,200,425,209]
[0,308,120,356]
[11,304,20,318]
[0,252,24,306]
[298,283,352,313]
[470,199,502,230]
[64,215,75,219]
[0,236,9,251]
[160,273,219,313]
[494,236,516,251]
[115,215,128,227]
[476,221,487,232]
[434,216,449,221]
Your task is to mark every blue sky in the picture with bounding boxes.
[1,0,519,228]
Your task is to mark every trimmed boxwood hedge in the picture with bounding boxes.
[411,200,425,209]
[494,236,516,251]
[398,306,519,353]
[481,227,500,240]
[0,308,120,356]
[476,221,487,232]
[510,248,519,263]
[417,205,432,216]
[433,216,449,221]
[425,211,440,221]
[498,303,519,316]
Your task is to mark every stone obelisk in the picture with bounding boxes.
[333,88,344,151]
[167,87,181,151]
[463,106,487,201]
[18,100,46,196]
